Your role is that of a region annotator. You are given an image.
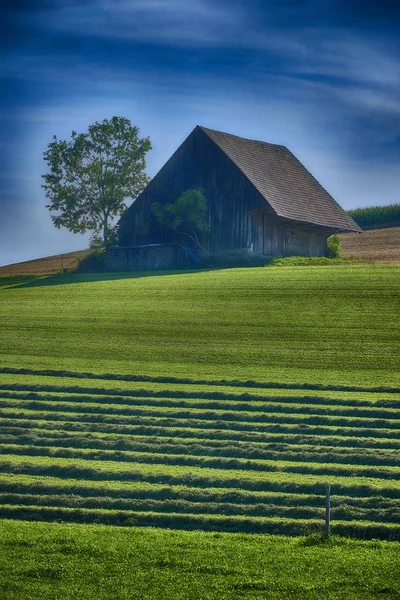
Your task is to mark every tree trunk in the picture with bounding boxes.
[103,219,109,249]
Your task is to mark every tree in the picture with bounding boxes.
[42,116,151,247]
[151,188,211,253]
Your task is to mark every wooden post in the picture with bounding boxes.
[325,484,331,538]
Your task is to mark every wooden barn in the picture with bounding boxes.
[118,126,361,258]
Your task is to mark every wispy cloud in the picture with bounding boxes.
[282,32,400,88]
[22,0,245,47]
[7,1,399,127]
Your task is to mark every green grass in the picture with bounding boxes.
[267,256,362,266]
[1,520,400,600]
[0,265,399,594]
[1,265,399,387]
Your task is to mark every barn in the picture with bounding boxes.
[118,126,361,259]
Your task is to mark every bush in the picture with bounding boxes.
[347,203,400,228]
[77,249,105,272]
[326,235,341,258]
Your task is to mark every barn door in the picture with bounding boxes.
[284,228,310,256]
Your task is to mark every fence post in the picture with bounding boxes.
[325,484,331,538]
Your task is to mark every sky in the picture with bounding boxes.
[0,0,399,266]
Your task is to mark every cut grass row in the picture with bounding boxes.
[3,443,400,481]
[1,504,399,539]
[2,397,399,429]
[3,389,400,416]
[2,429,399,466]
[2,407,399,443]
[1,494,399,524]
[2,371,400,401]
[2,454,399,495]
[2,415,400,449]
[2,473,398,510]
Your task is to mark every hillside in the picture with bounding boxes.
[0,265,399,539]
[339,227,400,263]
[1,222,399,278]
[0,250,89,277]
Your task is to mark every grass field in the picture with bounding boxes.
[1,265,399,386]
[0,265,399,539]
[1,520,400,600]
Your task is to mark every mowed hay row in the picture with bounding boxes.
[339,227,400,263]
[0,375,399,539]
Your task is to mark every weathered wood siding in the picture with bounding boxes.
[251,212,329,256]
[119,126,330,257]
[119,127,266,253]
[105,245,192,272]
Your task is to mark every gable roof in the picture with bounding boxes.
[199,126,361,232]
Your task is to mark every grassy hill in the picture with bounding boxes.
[1,264,399,598]
[0,250,88,276]
[1,214,398,279]
[0,265,399,541]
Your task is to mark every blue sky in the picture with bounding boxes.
[1,0,399,265]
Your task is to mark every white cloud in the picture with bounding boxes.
[335,88,400,117]
[34,0,245,47]
[26,0,400,91]
[311,36,400,88]
[9,2,398,128]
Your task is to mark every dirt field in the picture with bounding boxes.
[339,227,400,264]
[0,250,89,276]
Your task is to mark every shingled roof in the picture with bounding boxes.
[199,126,361,232]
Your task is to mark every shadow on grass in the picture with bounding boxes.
[2,267,235,289]
[0,275,41,289]
[1,367,399,394]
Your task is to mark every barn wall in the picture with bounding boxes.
[105,245,193,271]
[251,212,329,256]
[119,127,266,253]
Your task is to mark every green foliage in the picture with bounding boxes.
[347,203,400,228]
[77,249,105,273]
[151,188,210,252]
[42,116,151,247]
[326,234,342,258]
[89,225,119,250]
[1,520,400,600]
